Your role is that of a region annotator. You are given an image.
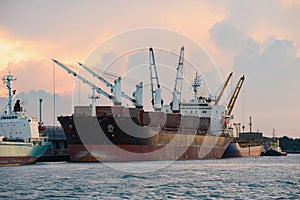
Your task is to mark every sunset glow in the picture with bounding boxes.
[0,0,299,137]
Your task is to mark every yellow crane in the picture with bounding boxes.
[226,75,245,115]
[215,72,233,105]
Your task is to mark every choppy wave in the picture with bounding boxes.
[0,155,299,199]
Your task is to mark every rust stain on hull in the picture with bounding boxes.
[0,156,37,166]
[68,136,232,162]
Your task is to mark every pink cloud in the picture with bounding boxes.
[0,59,76,96]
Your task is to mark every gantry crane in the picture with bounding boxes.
[171,46,184,113]
[226,75,245,115]
[214,72,233,105]
[149,47,163,111]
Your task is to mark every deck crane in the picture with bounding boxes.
[226,75,245,115]
[52,59,114,110]
[214,72,233,105]
[78,63,143,109]
[149,47,163,111]
[78,62,122,106]
[171,46,184,113]
[121,82,143,109]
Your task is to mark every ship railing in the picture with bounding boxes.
[26,137,49,145]
[1,137,25,142]
[219,128,234,137]
[48,149,69,155]
[44,126,63,130]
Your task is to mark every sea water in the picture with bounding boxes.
[1,154,299,199]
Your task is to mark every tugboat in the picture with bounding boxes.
[261,129,287,156]
[0,73,51,166]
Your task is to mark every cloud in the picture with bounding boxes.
[0,0,227,70]
[223,0,300,45]
[1,0,299,137]
[0,89,72,126]
[0,0,222,41]
[234,39,299,87]
[233,39,300,137]
[208,1,300,137]
[0,59,76,95]
[210,21,248,55]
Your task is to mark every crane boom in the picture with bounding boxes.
[52,59,113,101]
[122,92,135,103]
[215,72,233,105]
[149,47,163,111]
[78,62,113,87]
[78,62,122,105]
[226,75,245,115]
[171,46,184,113]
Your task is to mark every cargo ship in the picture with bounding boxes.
[223,117,263,158]
[0,73,50,166]
[222,134,263,157]
[58,104,232,162]
[53,47,245,162]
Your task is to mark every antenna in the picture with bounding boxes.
[249,116,252,133]
[2,72,17,116]
[192,73,201,99]
[272,128,277,138]
[39,98,43,126]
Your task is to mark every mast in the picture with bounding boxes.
[192,73,201,100]
[249,116,252,133]
[39,98,43,126]
[171,46,184,113]
[2,72,17,116]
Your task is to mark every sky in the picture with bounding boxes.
[0,0,299,138]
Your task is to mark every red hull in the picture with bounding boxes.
[0,156,37,166]
[58,112,233,162]
[68,142,230,162]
